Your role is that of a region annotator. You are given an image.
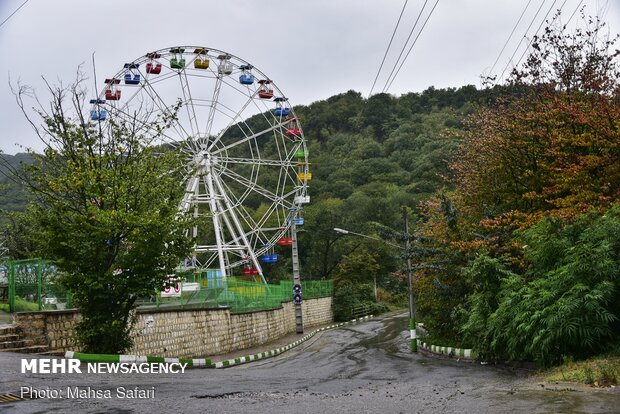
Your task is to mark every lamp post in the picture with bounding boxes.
[334,212,417,352]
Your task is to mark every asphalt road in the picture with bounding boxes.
[1,312,619,413]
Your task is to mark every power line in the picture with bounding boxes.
[488,0,535,79]
[514,0,565,69]
[567,0,585,26]
[380,0,431,94]
[383,0,441,93]
[369,0,409,96]
[497,0,551,83]
[0,0,29,30]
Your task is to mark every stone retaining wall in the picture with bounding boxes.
[14,296,333,358]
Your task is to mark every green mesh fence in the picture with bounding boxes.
[2,259,72,313]
[0,259,333,314]
[138,275,333,313]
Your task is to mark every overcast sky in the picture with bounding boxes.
[0,0,618,154]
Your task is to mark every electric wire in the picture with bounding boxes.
[488,0,535,79]
[497,0,551,83]
[514,0,565,69]
[0,0,29,30]
[383,0,441,93]
[379,0,430,94]
[369,0,409,96]
[566,0,585,26]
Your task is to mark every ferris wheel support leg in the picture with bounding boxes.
[291,212,304,334]
[192,177,200,266]
[205,168,228,281]
[212,173,265,283]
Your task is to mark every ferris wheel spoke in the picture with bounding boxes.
[217,165,297,211]
[224,157,296,167]
[177,70,202,139]
[217,176,264,235]
[136,79,194,143]
[205,87,269,151]
[106,103,183,147]
[204,75,224,145]
[210,120,288,155]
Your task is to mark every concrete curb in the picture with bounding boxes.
[64,315,374,369]
[416,339,477,360]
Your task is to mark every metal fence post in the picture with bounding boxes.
[36,259,43,311]
[8,261,15,313]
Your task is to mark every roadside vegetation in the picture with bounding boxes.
[544,353,620,387]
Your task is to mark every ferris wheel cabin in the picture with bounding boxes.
[169,48,186,69]
[285,118,302,136]
[89,99,107,121]
[194,48,210,69]
[239,65,255,85]
[104,78,121,101]
[217,54,233,75]
[123,63,140,85]
[273,97,290,117]
[145,53,162,74]
[257,80,274,99]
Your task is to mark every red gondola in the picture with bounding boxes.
[277,237,293,246]
[257,79,274,99]
[241,267,259,276]
[145,53,162,74]
[285,117,302,136]
[104,79,121,101]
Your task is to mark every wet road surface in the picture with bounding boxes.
[0,312,618,413]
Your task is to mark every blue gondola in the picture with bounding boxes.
[90,109,107,121]
[274,107,290,116]
[273,97,290,117]
[124,73,140,85]
[288,217,304,226]
[123,63,141,85]
[261,254,279,264]
[239,65,254,85]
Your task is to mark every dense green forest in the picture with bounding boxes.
[2,16,619,366]
[0,152,31,214]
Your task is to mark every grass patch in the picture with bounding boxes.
[0,297,40,313]
[544,355,620,387]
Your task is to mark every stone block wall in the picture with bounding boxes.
[13,296,333,357]
[14,309,80,351]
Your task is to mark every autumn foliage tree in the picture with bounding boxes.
[451,15,620,232]
[415,13,620,358]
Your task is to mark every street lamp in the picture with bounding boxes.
[334,211,417,352]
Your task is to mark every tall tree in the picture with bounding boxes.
[5,74,195,353]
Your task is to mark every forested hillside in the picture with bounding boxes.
[0,152,32,215]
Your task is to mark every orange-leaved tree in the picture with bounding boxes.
[450,15,620,233]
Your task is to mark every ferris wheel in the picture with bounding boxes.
[90,46,311,283]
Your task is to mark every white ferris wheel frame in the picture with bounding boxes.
[90,46,310,283]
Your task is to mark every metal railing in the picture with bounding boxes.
[137,277,333,313]
[1,259,72,313]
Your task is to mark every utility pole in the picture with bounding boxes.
[291,210,304,333]
[403,206,417,352]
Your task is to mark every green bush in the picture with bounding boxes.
[332,282,387,321]
[461,208,620,366]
